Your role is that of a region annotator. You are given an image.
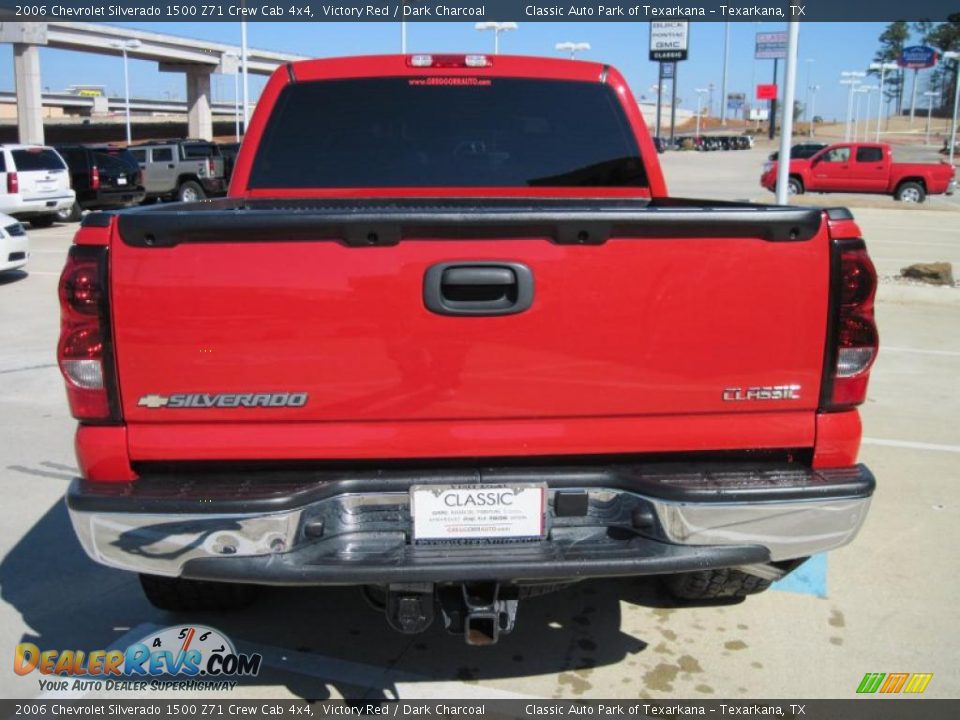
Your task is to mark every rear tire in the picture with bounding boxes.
[56,202,82,223]
[139,574,260,612]
[29,214,56,228]
[177,180,206,203]
[664,568,772,601]
[895,181,925,203]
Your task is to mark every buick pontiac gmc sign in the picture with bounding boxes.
[649,21,689,62]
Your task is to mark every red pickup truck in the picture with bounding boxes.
[761,141,956,202]
[60,55,877,645]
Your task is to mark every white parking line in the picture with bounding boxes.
[868,238,960,248]
[882,346,960,357]
[871,257,960,262]
[862,437,960,454]
[863,224,960,234]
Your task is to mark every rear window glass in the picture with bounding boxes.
[0,154,5,173]
[151,148,173,162]
[856,147,884,162]
[94,151,138,172]
[182,143,219,159]
[249,77,647,189]
[56,148,85,169]
[12,148,66,172]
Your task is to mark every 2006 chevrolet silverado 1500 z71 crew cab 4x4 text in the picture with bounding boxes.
[61,55,878,645]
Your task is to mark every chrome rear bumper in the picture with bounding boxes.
[66,463,874,584]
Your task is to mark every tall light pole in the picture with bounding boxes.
[555,42,590,60]
[808,84,820,137]
[474,22,517,55]
[695,88,708,137]
[924,90,939,144]
[401,21,407,53]
[869,61,898,142]
[860,86,878,141]
[775,22,800,205]
[945,51,959,167]
[110,39,141,145]
[841,71,865,141]
[240,20,249,132]
[803,58,814,120]
[720,22,730,126]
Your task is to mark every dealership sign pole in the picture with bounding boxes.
[898,46,939,125]
[650,21,689,148]
[756,31,787,140]
[656,62,676,141]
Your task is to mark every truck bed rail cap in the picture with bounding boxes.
[112,198,824,248]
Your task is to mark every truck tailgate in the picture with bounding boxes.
[108,200,830,460]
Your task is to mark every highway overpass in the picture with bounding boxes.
[0,90,253,119]
[0,21,308,143]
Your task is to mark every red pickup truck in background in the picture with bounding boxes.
[60,55,878,645]
[761,142,956,203]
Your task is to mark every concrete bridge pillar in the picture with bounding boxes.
[13,44,44,144]
[2,23,49,145]
[160,62,214,141]
[186,67,213,140]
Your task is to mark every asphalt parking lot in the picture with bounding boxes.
[1,146,958,700]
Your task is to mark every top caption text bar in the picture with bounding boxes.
[0,1,958,23]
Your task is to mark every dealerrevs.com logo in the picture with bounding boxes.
[14,625,261,693]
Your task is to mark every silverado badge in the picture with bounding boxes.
[137,393,309,409]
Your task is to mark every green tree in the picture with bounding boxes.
[913,20,935,43]
[793,100,804,122]
[924,14,960,114]
[872,21,910,113]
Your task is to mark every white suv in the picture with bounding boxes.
[0,144,75,228]
[0,211,28,274]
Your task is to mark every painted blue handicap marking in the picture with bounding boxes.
[771,554,828,598]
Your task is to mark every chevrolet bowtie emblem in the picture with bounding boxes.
[137,394,170,408]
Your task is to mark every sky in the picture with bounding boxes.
[0,21,944,121]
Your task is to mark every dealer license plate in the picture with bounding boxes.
[411,484,546,542]
[117,177,127,185]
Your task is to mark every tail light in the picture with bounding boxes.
[57,246,121,423]
[90,165,100,191]
[6,171,18,194]
[207,158,216,176]
[821,239,878,410]
[136,170,144,186]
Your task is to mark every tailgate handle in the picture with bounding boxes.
[424,262,534,316]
